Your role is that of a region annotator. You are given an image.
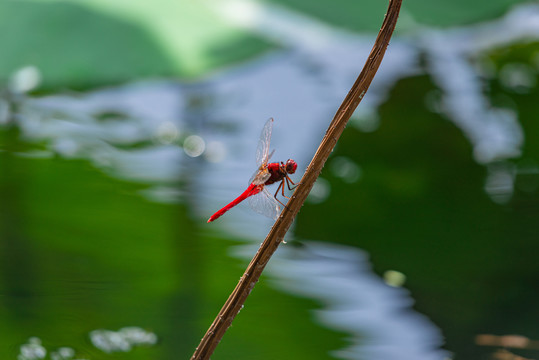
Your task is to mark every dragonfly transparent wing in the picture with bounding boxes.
[249,167,271,186]
[255,118,274,166]
[248,186,282,220]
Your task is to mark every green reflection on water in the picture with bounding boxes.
[0,125,345,359]
[296,68,539,359]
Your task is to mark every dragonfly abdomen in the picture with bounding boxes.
[207,184,262,223]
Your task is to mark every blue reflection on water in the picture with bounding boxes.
[234,241,448,360]
[284,244,444,360]
[89,327,158,353]
[17,328,158,359]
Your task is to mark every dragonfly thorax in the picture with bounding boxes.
[264,159,297,186]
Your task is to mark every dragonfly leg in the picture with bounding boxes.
[280,161,299,190]
[277,198,288,208]
[273,181,289,208]
[281,179,290,199]
[285,175,299,190]
[276,179,291,200]
[274,181,285,200]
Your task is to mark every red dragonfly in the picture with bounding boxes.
[207,118,297,223]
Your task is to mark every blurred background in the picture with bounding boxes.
[1,0,539,359]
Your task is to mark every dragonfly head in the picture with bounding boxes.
[285,159,297,174]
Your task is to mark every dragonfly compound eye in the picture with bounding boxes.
[286,159,297,174]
